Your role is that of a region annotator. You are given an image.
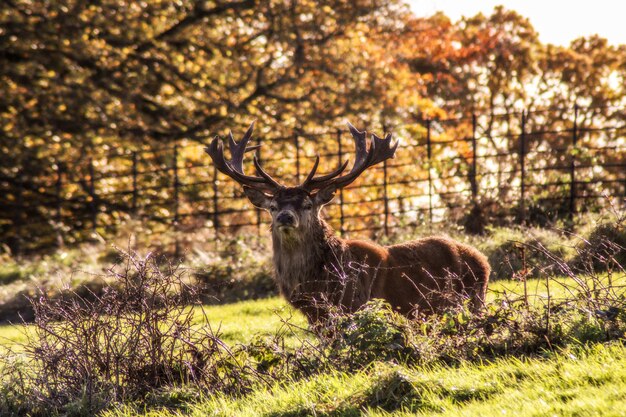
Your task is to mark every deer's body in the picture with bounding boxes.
[271,213,489,322]
[206,122,490,323]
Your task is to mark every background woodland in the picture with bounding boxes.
[1,0,625,252]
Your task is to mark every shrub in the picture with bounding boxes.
[319,300,417,370]
[194,264,275,304]
[571,220,626,273]
[483,227,573,280]
[192,236,277,303]
[5,250,261,415]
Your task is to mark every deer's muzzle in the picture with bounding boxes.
[276,211,297,228]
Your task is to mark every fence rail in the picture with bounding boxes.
[2,105,626,254]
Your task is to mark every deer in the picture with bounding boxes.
[205,122,490,324]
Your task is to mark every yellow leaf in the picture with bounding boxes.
[161,84,175,95]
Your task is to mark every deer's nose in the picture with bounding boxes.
[276,211,296,226]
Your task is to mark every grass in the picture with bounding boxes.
[0,324,30,355]
[489,273,626,301]
[0,297,307,357]
[192,297,308,346]
[0,298,302,345]
[2,278,626,416]
[103,342,626,417]
[0,213,623,416]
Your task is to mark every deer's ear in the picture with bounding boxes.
[312,186,336,206]
[243,186,272,209]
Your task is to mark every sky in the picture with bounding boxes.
[407,0,626,46]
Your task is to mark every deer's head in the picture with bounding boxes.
[205,122,398,236]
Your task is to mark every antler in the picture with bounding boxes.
[204,122,283,193]
[301,122,398,192]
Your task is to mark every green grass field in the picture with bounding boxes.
[2,276,626,417]
[105,343,626,417]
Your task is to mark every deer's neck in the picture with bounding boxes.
[271,218,344,299]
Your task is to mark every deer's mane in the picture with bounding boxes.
[271,217,346,302]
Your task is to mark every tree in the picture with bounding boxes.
[0,0,419,251]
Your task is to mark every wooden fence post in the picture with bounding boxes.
[88,158,97,232]
[569,104,578,220]
[131,151,138,214]
[256,142,263,237]
[471,113,478,202]
[13,169,23,257]
[173,145,181,257]
[55,161,64,247]
[519,110,527,224]
[212,164,220,235]
[382,123,390,236]
[294,131,301,183]
[426,119,433,224]
[337,128,345,236]
[382,158,389,237]
[173,145,180,224]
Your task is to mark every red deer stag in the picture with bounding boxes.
[205,123,490,323]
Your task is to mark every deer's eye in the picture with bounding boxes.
[302,203,312,210]
[269,205,278,212]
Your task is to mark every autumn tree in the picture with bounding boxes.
[0,0,421,251]
[390,6,625,222]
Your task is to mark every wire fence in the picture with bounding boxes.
[2,105,625,254]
